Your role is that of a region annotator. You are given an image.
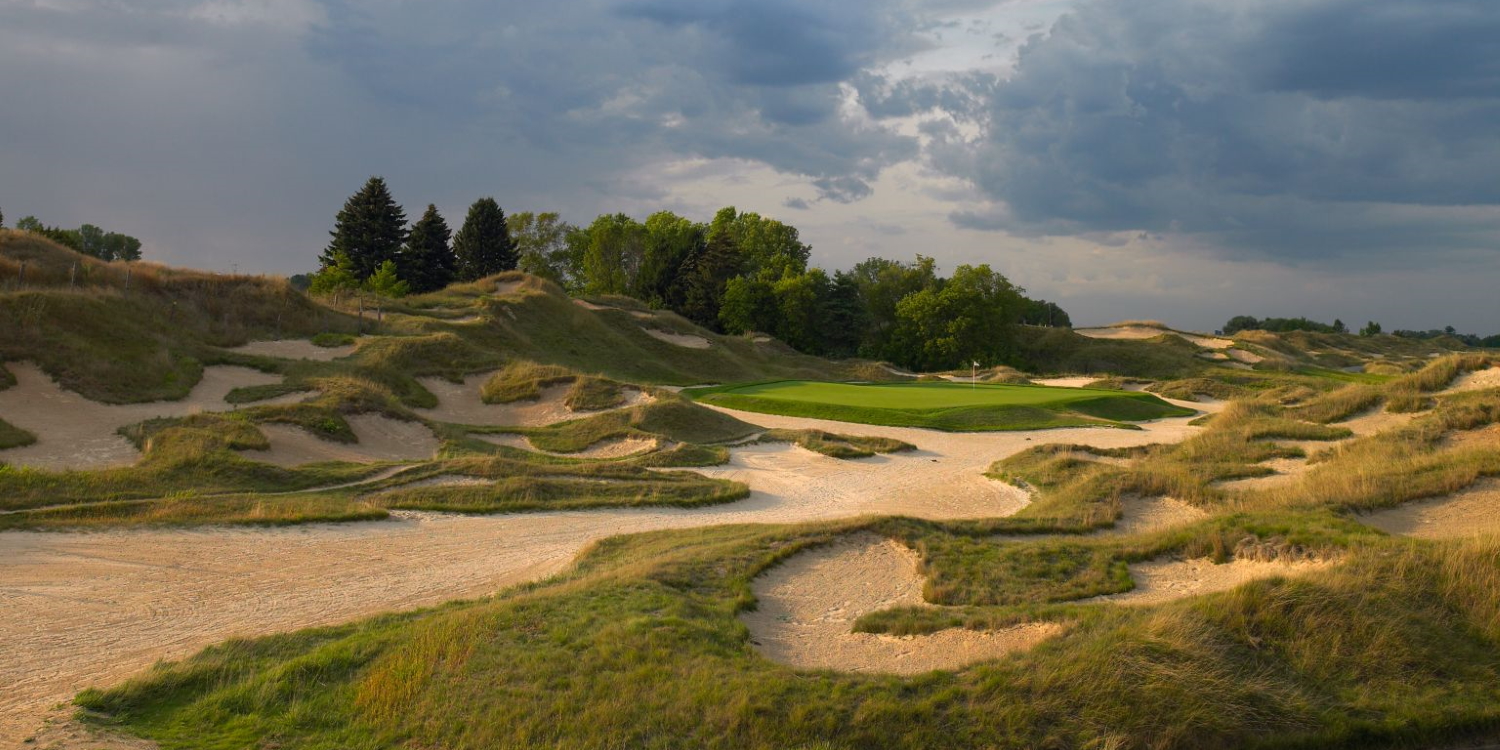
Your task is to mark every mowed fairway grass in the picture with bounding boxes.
[685,380,1196,431]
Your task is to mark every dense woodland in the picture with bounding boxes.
[304,177,1073,370]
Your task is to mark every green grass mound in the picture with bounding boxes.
[686,380,1195,431]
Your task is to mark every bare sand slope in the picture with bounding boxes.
[1084,557,1335,606]
[1074,326,1232,349]
[415,373,654,427]
[237,415,441,467]
[1360,479,1500,539]
[1031,376,1099,388]
[741,534,1063,674]
[0,405,1208,745]
[1443,367,1500,395]
[644,329,712,349]
[1217,457,1312,492]
[0,363,294,471]
[477,434,660,459]
[227,340,355,361]
[994,495,1208,543]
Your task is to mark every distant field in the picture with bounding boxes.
[685,380,1196,431]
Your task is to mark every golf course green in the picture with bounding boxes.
[684,380,1197,431]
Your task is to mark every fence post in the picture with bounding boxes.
[124,266,131,292]
[70,263,77,289]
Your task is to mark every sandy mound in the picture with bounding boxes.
[478,434,659,459]
[227,339,355,361]
[494,280,524,295]
[237,415,439,467]
[0,363,295,471]
[1085,556,1334,606]
[1360,479,1500,539]
[416,373,654,427]
[741,533,1063,674]
[645,329,712,349]
[1442,367,1500,395]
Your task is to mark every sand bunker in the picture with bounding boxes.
[1031,376,1099,388]
[1227,348,1264,364]
[494,280,524,295]
[1085,556,1334,606]
[227,339,355,361]
[742,534,1063,674]
[1442,367,1500,395]
[237,415,439,467]
[645,329,712,349]
[477,434,659,459]
[416,372,654,427]
[1335,408,1419,438]
[1217,457,1311,492]
[572,299,610,311]
[1360,479,1500,539]
[0,363,295,471]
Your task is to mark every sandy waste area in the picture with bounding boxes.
[0,395,1213,744]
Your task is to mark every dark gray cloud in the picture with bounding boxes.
[917,0,1500,262]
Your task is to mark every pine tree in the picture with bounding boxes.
[400,204,456,293]
[321,177,407,280]
[365,260,411,298]
[453,197,517,280]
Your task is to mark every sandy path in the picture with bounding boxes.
[415,373,653,428]
[0,363,296,471]
[644,329,712,349]
[0,406,1208,744]
[1083,557,1335,606]
[1360,479,1500,539]
[227,340,356,361]
[741,534,1063,674]
[237,415,441,467]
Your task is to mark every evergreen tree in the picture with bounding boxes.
[453,197,518,280]
[400,204,456,293]
[321,177,407,280]
[366,260,411,298]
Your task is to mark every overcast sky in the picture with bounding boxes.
[3,0,1498,332]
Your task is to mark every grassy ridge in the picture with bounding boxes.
[687,380,1195,431]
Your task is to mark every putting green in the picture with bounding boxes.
[685,380,1197,432]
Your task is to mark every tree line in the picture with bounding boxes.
[309,177,1071,369]
[1224,315,1499,347]
[5,210,143,262]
